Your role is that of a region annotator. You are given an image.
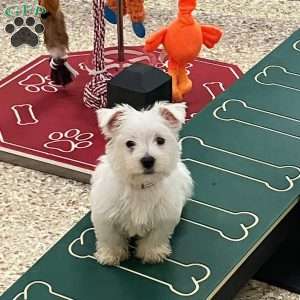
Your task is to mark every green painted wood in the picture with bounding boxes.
[2,30,300,300]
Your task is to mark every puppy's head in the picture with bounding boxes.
[97,102,186,187]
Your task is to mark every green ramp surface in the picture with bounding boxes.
[2,29,300,300]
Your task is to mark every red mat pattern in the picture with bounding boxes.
[0,47,242,175]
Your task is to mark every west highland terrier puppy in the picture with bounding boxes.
[90,102,193,266]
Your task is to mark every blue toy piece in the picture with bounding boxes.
[104,5,117,24]
[104,4,145,38]
[132,22,145,38]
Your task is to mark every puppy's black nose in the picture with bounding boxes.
[141,156,155,170]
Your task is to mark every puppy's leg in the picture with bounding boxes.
[93,219,129,266]
[136,221,177,264]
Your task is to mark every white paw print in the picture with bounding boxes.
[18,73,61,93]
[44,129,94,153]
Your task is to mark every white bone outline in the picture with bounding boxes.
[11,104,39,126]
[13,281,75,300]
[79,49,152,73]
[186,113,197,122]
[183,199,259,242]
[68,228,211,297]
[293,40,300,52]
[213,99,300,141]
[203,82,225,99]
[180,136,300,192]
[43,129,94,153]
[255,65,300,92]
[105,49,152,69]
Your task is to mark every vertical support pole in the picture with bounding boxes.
[117,0,125,62]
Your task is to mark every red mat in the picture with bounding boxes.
[0,46,242,181]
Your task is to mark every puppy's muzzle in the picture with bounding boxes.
[141,156,155,172]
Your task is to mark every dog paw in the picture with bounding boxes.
[5,16,44,48]
[136,241,171,264]
[44,129,94,153]
[94,246,129,266]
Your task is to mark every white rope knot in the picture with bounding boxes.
[83,71,113,109]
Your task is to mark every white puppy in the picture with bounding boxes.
[90,102,193,266]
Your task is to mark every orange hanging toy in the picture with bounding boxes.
[144,0,223,101]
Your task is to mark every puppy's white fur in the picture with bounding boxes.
[90,102,193,265]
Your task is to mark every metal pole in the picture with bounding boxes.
[117,0,125,62]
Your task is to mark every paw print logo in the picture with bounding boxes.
[18,73,61,93]
[44,129,94,153]
[156,60,193,75]
[5,16,44,48]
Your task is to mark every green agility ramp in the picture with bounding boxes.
[2,30,300,300]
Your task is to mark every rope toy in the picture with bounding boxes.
[83,0,113,109]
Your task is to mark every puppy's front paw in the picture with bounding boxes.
[136,241,171,264]
[94,246,129,266]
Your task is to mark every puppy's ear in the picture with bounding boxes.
[157,102,187,131]
[96,107,124,138]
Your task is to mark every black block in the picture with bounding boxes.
[107,63,172,110]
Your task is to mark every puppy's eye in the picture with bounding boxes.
[156,137,165,145]
[126,141,136,148]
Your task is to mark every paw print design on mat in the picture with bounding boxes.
[5,16,44,48]
[18,74,61,93]
[44,129,94,153]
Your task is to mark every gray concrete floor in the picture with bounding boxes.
[0,0,300,299]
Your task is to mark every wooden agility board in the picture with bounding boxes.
[2,32,300,299]
[0,46,241,182]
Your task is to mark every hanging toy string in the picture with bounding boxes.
[83,0,113,109]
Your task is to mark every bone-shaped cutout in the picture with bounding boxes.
[104,49,152,70]
[79,49,152,74]
[182,199,259,241]
[213,99,300,141]
[13,281,75,300]
[203,82,225,100]
[255,65,300,92]
[293,40,300,52]
[180,136,300,192]
[11,104,39,126]
[68,228,210,297]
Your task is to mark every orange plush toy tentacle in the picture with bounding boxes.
[168,59,183,102]
[201,25,223,49]
[144,27,168,52]
[126,0,145,23]
[106,0,127,16]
